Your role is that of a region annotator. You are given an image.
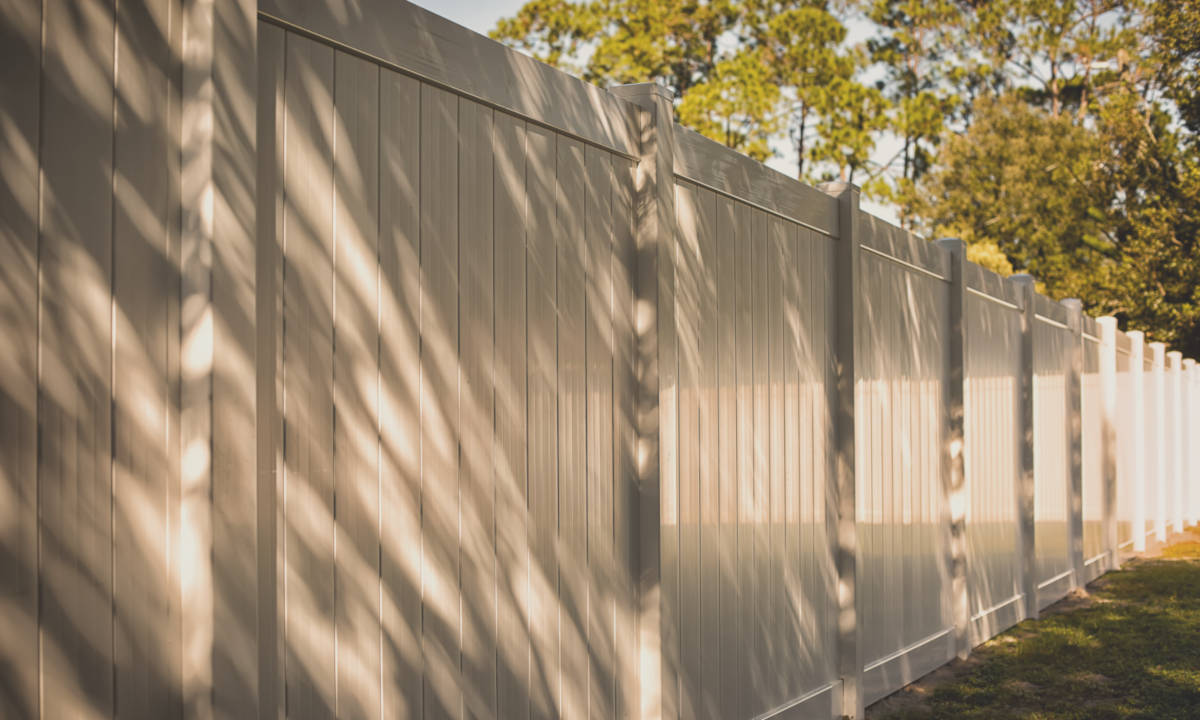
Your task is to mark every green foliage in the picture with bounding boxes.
[808,77,891,182]
[861,0,962,222]
[491,0,875,175]
[965,240,1015,277]
[1146,0,1200,136]
[677,49,782,160]
[914,93,1116,296]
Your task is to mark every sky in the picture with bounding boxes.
[412,0,902,223]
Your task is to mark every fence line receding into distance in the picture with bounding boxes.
[2,1,1199,719]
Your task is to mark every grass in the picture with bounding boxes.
[871,539,1200,719]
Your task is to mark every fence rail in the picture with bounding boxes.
[2,1,1199,719]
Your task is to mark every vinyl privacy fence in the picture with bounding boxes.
[2,1,1200,719]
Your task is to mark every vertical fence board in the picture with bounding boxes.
[458,97,497,720]
[781,223,803,695]
[673,181,700,720]
[752,208,771,717]
[333,50,381,720]
[525,123,559,720]
[493,110,531,720]
[378,68,423,720]
[695,188,720,720]
[769,216,787,708]
[257,20,286,720]
[38,0,116,716]
[419,82,462,720]
[715,195,739,720]
[0,0,41,714]
[283,34,336,720]
[584,145,615,720]
[610,156,639,720]
[734,200,754,719]
[556,135,588,720]
[113,0,178,716]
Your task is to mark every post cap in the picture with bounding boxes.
[818,180,860,197]
[935,237,965,253]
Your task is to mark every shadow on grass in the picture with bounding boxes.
[872,555,1200,719]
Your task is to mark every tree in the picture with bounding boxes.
[676,49,782,160]
[490,0,740,100]
[492,0,1200,354]
[492,0,773,155]
[490,0,599,74]
[915,93,1115,294]
[757,5,858,179]
[808,77,890,183]
[861,0,962,226]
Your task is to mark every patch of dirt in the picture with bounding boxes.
[864,655,984,718]
[1041,586,1096,616]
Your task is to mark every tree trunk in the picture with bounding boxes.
[796,106,808,180]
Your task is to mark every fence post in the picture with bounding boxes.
[1129,332,1147,552]
[936,239,969,660]
[1187,359,1199,528]
[1168,351,1184,534]
[820,181,862,719]
[1062,300,1085,589]
[1097,317,1119,570]
[1010,274,1038,621]
[610,81,675,720]
[180,0,260,716]
[1150,342,1167,542]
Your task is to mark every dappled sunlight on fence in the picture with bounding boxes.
[4,2,1200,720]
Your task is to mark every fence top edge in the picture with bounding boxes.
[259,0,640,158]
[672,124,840,237]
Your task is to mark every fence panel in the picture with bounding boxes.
[1146,349,1160,541]
[1032,296,1075,608]
[963,264,1025,644]
[670,124,840,719]
[855,216,954,705]
[1081,320,1106,579]
[6,3,1200,719]
[256,14,643,718]
[1115,331,1137,550]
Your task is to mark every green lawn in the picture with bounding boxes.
[872,540,1200,719]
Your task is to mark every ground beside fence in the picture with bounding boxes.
[868,526,1200,719]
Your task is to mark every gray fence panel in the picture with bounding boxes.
[258,23,644,718]
[1082,330,1106,578]
[1032,299,1074,608]
[1115,333,1136,550]
[670,159,840,717]
[7,2,1200,719]
[856,215,954,705]
[0,0,41,715]
[1168,351,1185,534]
[963,266,1024,644]
[1146,348,1160,541]
[0,0,197,717]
